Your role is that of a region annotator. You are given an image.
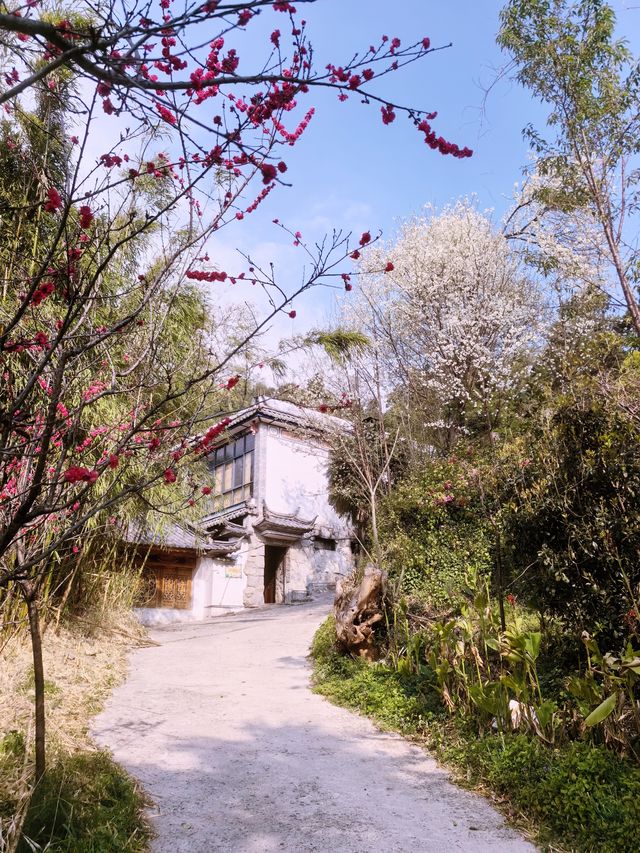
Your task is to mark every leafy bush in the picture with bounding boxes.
[311,616,442,734]
[460,736,640,853]
[19,751,147,852]
[505,356,640,644]
[389,579,640,756]
[378,461,493,608]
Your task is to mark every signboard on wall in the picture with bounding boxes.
[225,563,242,578]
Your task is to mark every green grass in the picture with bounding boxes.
[1,730,28,825]
[311,616,443,734]
[17,751,148,853]
[311,616,640,853]
[452,735,640,852]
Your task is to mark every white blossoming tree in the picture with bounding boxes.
[505,170,611,302]
[352,200,542,444]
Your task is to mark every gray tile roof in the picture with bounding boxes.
[125,520,243,556]
[225,396,352,435]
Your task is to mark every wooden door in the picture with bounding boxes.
[156,568,192,609]
[264,546,286,604]
[137,548,195,609]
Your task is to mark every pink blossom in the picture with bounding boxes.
[381,104,396,125]
[43,187,62,213]
[64,466,99,484]
[78,205,93,229]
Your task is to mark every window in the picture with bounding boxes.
[207,433,254,509]
[314,536,336,552]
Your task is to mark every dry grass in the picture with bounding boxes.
[0,609,148,851]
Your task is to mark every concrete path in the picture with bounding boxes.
[92,601,535,852]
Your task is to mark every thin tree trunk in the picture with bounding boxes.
[576,139,640,335]
[494,533,506,632]
[369,485,381,565]
[25,592,46,782]
[475,466,507,632]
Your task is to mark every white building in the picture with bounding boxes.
[133,398,354,624]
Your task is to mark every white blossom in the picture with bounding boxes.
[504,168,610,301]
[351,200,543,418]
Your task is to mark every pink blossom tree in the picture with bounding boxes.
[0,0,472,780]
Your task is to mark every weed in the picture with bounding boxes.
[18,751,148,853]
[311,616,443,735]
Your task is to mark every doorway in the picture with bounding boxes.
[263,545,287,604]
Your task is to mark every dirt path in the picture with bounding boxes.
[93,601,535,852]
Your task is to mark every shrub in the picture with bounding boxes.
[378,461,493,608]
[311,617,442,734]
[460,735,640,853]
[504,363,640,644]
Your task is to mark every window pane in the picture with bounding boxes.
[243,451,253,485]
[210,436,255,505]
[223,462,232,491]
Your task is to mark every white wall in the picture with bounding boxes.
[262,424,353,594]
[201,545,248,609]
[134,606,202,626]
[192,555,213,618]
[263,425,348,532]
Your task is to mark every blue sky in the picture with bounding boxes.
[197,0,639,335]
[268,0,545,226]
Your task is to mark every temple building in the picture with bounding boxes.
[133,397,354,624]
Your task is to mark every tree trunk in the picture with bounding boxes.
[369,489,381,565]
[334,564,387,660]
[25,592,46,782]
[494,534,506,632]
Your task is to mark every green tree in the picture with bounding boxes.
[498,0,640,333]
[378,459,493,609]
[503,295,640,644]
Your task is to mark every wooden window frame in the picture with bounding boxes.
[207,433,255,509]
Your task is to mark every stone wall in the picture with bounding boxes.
[242,537,265,607]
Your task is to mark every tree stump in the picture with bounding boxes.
[334,564,387,660]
